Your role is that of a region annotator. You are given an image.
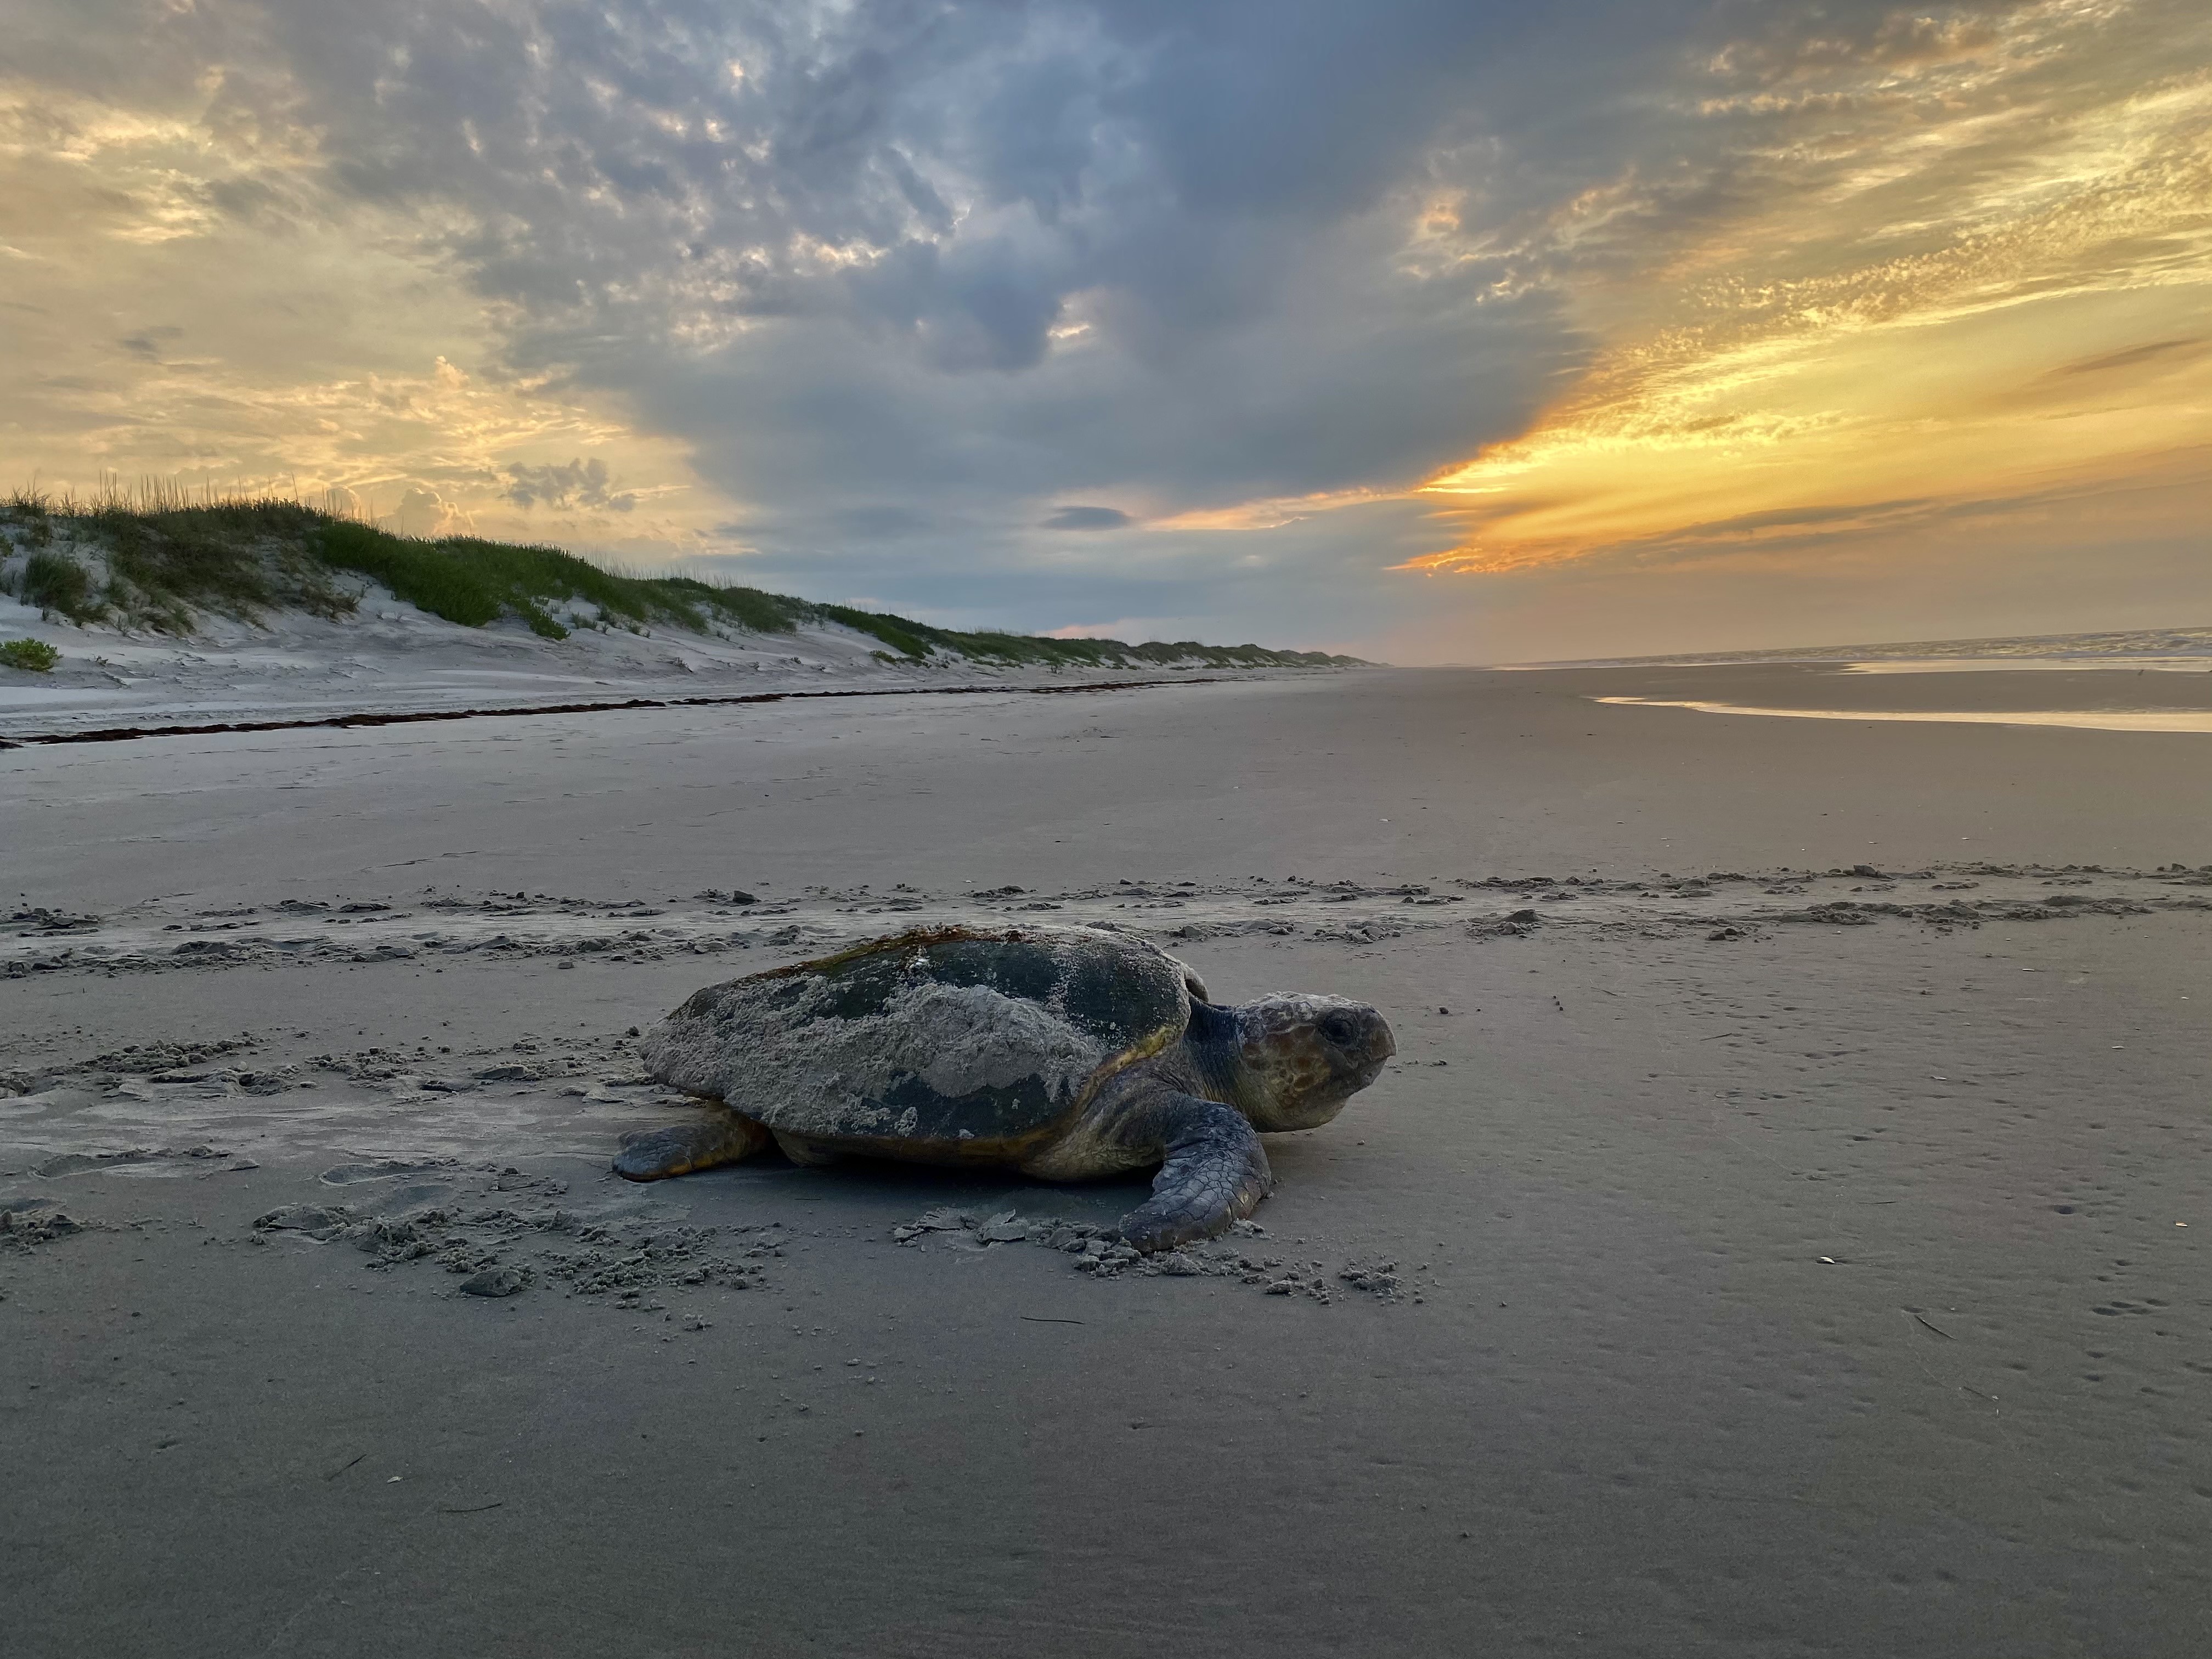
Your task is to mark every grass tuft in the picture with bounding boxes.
[0,637,59,672]
[19,550,104,623]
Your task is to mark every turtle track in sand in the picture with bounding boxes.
[8,861,2209,981]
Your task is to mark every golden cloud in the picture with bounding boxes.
[1409,8,2212,577]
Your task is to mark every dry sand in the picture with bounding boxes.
[5,663,2211,1656]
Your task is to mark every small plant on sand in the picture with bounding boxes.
[0,637,59,672]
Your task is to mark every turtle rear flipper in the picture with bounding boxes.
[1115,1096,1271,1253]
[772,1131,847,1167]
[614,1111,772,1181]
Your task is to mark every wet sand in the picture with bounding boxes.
[5,665,2211,1656]
[1587,654,2212,734]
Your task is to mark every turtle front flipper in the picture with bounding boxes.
[613,1109,772,1181]
[1115,1095,1271,1254]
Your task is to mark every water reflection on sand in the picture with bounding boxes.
[1593,696,2212,734]
[1841,656,2212,674]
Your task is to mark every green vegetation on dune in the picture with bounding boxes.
[19,549,99,623]
[314,522,863,646]
[319,522,587,639]
[1,495,351,631]
[0,492,1363,668]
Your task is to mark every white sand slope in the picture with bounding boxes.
[0,578,1298,739]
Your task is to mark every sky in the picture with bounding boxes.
[3,0,2207,663]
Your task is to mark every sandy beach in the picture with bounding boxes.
[6,663,2211,1656]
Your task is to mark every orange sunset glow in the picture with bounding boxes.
[1403,13,2211,584]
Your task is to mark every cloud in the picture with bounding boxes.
[1041,505,1132,531]
[198,1,1609,499]
[393,484,470,539]
[830,504,935,539]
[2,0,2207,661]
[504,456,638,512]
[2044,340,2206,380]
[1410,1,2212,582]
[116,325,181,360]
[1042,618,1163,639]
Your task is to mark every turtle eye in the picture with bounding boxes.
[1319,1013,1357,1047]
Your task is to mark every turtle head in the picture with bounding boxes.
[1229,994,1395,1131]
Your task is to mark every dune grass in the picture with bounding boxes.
[0,486,1361,668]
[19,549,100,623]
[1,489,351,631]
[0,637,59,672]
[315,521,837,644]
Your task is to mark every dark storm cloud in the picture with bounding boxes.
[125,0,1717,517]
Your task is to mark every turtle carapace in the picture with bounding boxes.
[616,924,1395,1252]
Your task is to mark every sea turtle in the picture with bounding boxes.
[616,924,1395,1252]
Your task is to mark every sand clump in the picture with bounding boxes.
[249,1164,795,1306]
[1,1198,89,1250]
